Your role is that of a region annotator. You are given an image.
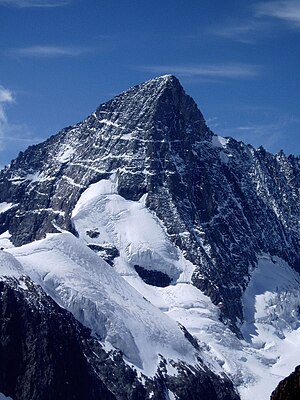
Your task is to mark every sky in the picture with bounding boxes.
[0,0,300,167]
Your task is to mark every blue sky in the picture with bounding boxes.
[0,0,300,167]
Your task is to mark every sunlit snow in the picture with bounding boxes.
[71,176,300,399]
[1,174,300,398]
[7,232,196,375]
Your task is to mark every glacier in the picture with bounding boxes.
[1,177,300,398]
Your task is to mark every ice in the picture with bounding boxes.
[8,232,197,375]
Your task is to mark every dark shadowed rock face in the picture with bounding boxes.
[271,366,300,400]
[0,75,299,332]
[0,275,240,400]
[134,265,172,287]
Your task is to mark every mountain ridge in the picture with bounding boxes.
[0,75,299,399]
[0,75,299,333]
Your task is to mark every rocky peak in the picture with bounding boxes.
[93,74,210,143]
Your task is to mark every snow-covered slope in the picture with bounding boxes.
[71,177,300,400]
[7,232,197,375]
[2,220,300,399]
[71,174,194,283]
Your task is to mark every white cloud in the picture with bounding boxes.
[217,117,294,153]
[256,1,300,27]
[209,1,300,44]
[209,20,274,44]
[137,63,260,80]
[0,0,70,7]
[0,84,40,163]
[0,85,14,104]
[0,85,14,129]
[12,45,91,58]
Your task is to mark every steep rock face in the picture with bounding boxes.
[271,366,300,400]
[0,75,299,331]
[0,275,240,400]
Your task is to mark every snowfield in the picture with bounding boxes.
[6,232,197,375]
[0,177,300,399]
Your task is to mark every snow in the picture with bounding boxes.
[0,250,23,277]
[57,146,75,163]
[219,151,229,164]
[212,134,229,148]
[238,256,300,398]
[0,231,14,249]
[1,173,300,397]
[71,176,300,398]
[98,119,124,129]
[25,171,55,183]
[7,232,197,375]
[0,202,14,214]
[72,175,193,282]
[0,394,13,400]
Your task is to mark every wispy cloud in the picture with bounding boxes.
[0,0,70,7]
[11,45,91,58]
[217,116,296,153]
[0,85,14,129]
[210,1,300,44]
[137,63,260,80]
[0,84,40,164]
[256,1,300,27]
[0,86,14,104]
[210,20,274,44]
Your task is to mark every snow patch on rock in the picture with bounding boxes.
[212,135,229,148]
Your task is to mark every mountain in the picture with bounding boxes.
[0,75,299,399]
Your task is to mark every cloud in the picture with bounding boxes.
[137,63,260,80]
[0,85,14,128]
[0,0,70,7]
[0,84,40,164]
[217,116,295,153]
[256,1,300,27]
[209,20,274,44]
[11,45,91,58]
[0,85,14,105]
[210,1,300,44]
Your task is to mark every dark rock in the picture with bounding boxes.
[134,265,171,287]
[271,366,300,400]
[87,244,120,266]
[86,229,100,239]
